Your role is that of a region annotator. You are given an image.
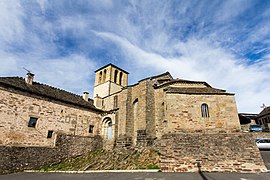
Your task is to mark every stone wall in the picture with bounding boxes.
[158,133,267,173]
[93,81,111,98]
[0,134,102,174]
[164,93,240,133]
[251,132,270,139]
[0,88,101,147]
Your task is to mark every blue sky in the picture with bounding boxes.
[1,0,270,113]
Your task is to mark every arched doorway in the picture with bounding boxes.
[102,117,113,141]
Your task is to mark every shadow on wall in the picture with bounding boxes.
[0,134,103,175]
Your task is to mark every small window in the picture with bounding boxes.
[114,70,118,83]
[103,69,107,82]
[201,104,209,118]
[28,117,38,128]
[119,72,123,85]
[114,95,118,108]
[99,71,102,83]
[89,125,94,133]
[47,130,53,138]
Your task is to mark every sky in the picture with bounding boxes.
[0,0,270,113]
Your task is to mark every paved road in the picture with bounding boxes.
[1,172,270,180]
[260,150,270,169]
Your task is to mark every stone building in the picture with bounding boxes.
[94,64,241,147]
[256,106,270,132]
[1,64,267,173]
[0,73,102,147]
[0,64,241,147]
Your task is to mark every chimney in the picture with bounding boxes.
[83,91,89,101]
[25,72,34,85]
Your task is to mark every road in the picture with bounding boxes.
[260,150,270,169]
[1,172,270,180]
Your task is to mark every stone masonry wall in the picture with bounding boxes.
[252,132,270,139]
[159,133,267,173]
[0,134,103,174]
[123,81,148,145]
[145,80,156,138]
[154,89,166,139]
[165,93,241,133]
[0,88,101,147]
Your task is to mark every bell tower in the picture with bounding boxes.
[93,64,129,107]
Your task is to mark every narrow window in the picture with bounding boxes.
[99,71,102,83]
[89,125,94,133]
[114,95,118,108]
[119,72,123,85]
[133,98,138,120]
[161,102,165,121]
[114,70,118,83]
[201,104,209,118]
[47,130,53,138]
[28,117,38,128]
[103,69,107,82]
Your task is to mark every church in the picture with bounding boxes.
[1,63,267,173]
[94,64,240,148]
[0,63,240,147]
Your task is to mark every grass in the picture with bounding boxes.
[39,148,160,171]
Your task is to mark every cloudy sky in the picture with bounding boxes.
[1,0,270,113]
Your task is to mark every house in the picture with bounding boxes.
[0,73,102,147]
[256,106,270,132]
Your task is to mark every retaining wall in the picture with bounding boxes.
[159,133,267,173]
[0,134,102,174]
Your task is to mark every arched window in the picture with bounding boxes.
[119,72,123,85]
[133,98,138,121]
[103,69,107,83]
[201,103,209,118]
[99,71,102,83]
[114,70,118,83]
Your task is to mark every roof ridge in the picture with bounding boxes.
[0,76,101,112]
[94,63,129,74]
[154,79,212,89]
[33,80,83,98]
[138,71,172,82]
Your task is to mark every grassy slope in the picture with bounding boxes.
[40,148,160,171]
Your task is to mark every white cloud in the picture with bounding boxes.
[31,54,97,96]
[0,0,25,46]
[0,52,97,96]
[95,31,270,113]
[0,0,270,114]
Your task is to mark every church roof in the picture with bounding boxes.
[138,72,173,82]
[94,63,129,74]
[154,79,212,89]
[257,106,270,119]
[0,77,102,112]
[164,87,234,95]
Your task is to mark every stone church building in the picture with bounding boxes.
[94,64,240,148]
[0,63,267,173]
[0,63,240,147]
